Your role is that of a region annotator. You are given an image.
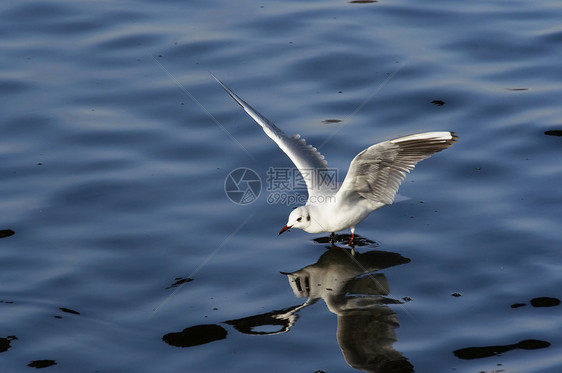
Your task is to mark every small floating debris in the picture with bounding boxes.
[166,277,194,289]
[430,100,446,106]
[544,130,562,136]
[511,297,561,308]
[59,307,80,315]
[0,335,17,353]
[454,339,550,360]
[530,297,560,307]
[321,119,342,124]
[163,324,227,347]
[27,360,57,369]
[0,230,14,239]
[451,292,462,297]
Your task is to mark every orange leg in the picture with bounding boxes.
[347,232,355,246]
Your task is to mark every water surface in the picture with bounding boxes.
[1,0,561,372]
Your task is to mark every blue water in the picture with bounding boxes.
[1,0,562,372]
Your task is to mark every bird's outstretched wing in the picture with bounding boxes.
[336,132,457,209]
[214,74,335,201]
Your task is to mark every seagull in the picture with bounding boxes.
[214,75,457,246]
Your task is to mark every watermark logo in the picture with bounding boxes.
[224,167,262,205]
[224,167,338,205]
[265,167,338,193]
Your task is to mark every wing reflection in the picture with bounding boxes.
[283,247,413,373]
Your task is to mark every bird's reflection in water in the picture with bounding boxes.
[283,244,413,373]
[162,242,413,372]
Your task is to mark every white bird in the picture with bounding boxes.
[214,75,457,246]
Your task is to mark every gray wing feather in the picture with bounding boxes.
[336,132,457,208]
[214,75,331,198]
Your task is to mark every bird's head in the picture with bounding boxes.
[279,206,312,235]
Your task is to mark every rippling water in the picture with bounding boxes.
[1,0,562,372]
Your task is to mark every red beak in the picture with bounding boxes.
[279,225,292,235]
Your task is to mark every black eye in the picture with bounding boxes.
[297,217,302,222]
[307,215,310,221]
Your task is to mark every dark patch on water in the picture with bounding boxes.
[166,277,193,289]
[454,339,550,360]
[505,87,529,91]
[0,229,15,239]
[0,336,17,353]
[530,297,560,307]
[163,324,227,347]
[27,360,57,369]
[544,129,562,136]
[59,307,80,315]
[510,296,560,308]
[430,100,445,106]
[321,119,342,124]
